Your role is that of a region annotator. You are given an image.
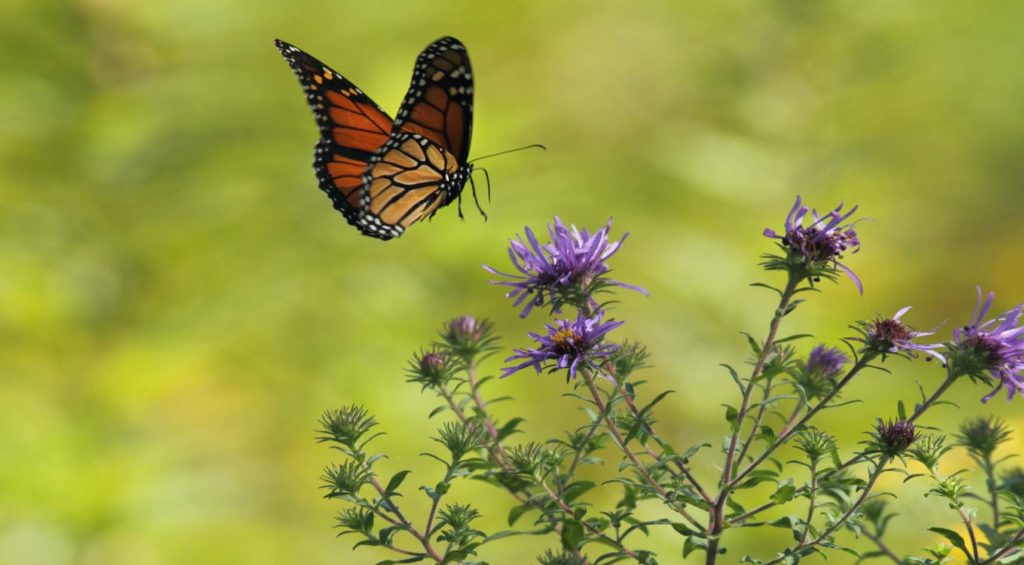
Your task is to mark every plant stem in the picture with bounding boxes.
[465,364,508,461]
[764,457,890,565]
[722,276,799,484]
[863,530,901,563]
[957,507,980,563]
[798,461,818,546]
[560,414,602,495]
[581,369,705,531]
[981,527,1024,563]
[984,454,1000,528]
[729,355,872,489]
[365,473,446,562]
[536,479,640,561]
[734,375,776,474]
[602,362,715,505]
[728,499,785,525]
[440,363,636,562]
[707,275,800,564]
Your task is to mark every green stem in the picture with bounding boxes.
[957,507,980,563]
[981,527,1024,563]
[707,275,800,564]
[734,375,776,475]
[602,361,715,505]
[559,414,602,495]
[986,456,1000,528]
[864,530,901,563]
[798,461,818,546]
[365,472,446,562]
[729,354,873,489]
[581,369,705,531]
[438,377,594,562]
[536,479,639,560]
[764,458,890,565]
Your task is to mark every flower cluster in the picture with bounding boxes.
[485,217,643,382]
[319,199,1024,565]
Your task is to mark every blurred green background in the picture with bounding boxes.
[3,0,1024,563]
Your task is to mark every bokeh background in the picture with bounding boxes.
[3,1,1024,563]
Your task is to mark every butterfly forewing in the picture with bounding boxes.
[391,36,474,163]
[275,39,394,226]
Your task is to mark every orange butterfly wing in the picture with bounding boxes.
[391,37,474,164]
[276,39,393,226]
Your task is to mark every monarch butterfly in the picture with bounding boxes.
[276,36,479,240]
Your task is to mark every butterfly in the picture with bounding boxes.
[276,36,479,240]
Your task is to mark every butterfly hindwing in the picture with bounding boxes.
[391,36,474,164]
[355,132,464,239]
[276,39,394,225]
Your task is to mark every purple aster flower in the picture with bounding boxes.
[484,217,647,318]
[949,288,1024,402]
[763,196,863,293]
[502,310,623,380]
[855,306,945,362]
[806,344,848,378]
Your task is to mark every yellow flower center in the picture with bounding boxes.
[551,327,582,353]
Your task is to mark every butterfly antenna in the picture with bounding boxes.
[468,173,488,221]
[468,144,546,164]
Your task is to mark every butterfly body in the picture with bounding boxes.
[276,36,475,240]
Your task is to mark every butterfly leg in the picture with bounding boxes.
[468,173,488,221]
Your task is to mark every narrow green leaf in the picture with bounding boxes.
[928,527,971,559]
[384,470,411,495]
[561,520,585,549]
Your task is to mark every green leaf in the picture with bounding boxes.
[508,505,530,526]
[384,470,411,495]
[428,405,447,418]
[772,479,796,504]
[928,527,971,560]
[742,332,762,355]
[682,535,709,558]
[496,417,525,441]
[671,522,699,536]
[724,404,739,431]
[562,480,596,503]
[774,333,813,344]
[560,520,585,549]
[441,550,470,563]
[897,400,906,420]
[721,364,744,393]
[376,556,427,565]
